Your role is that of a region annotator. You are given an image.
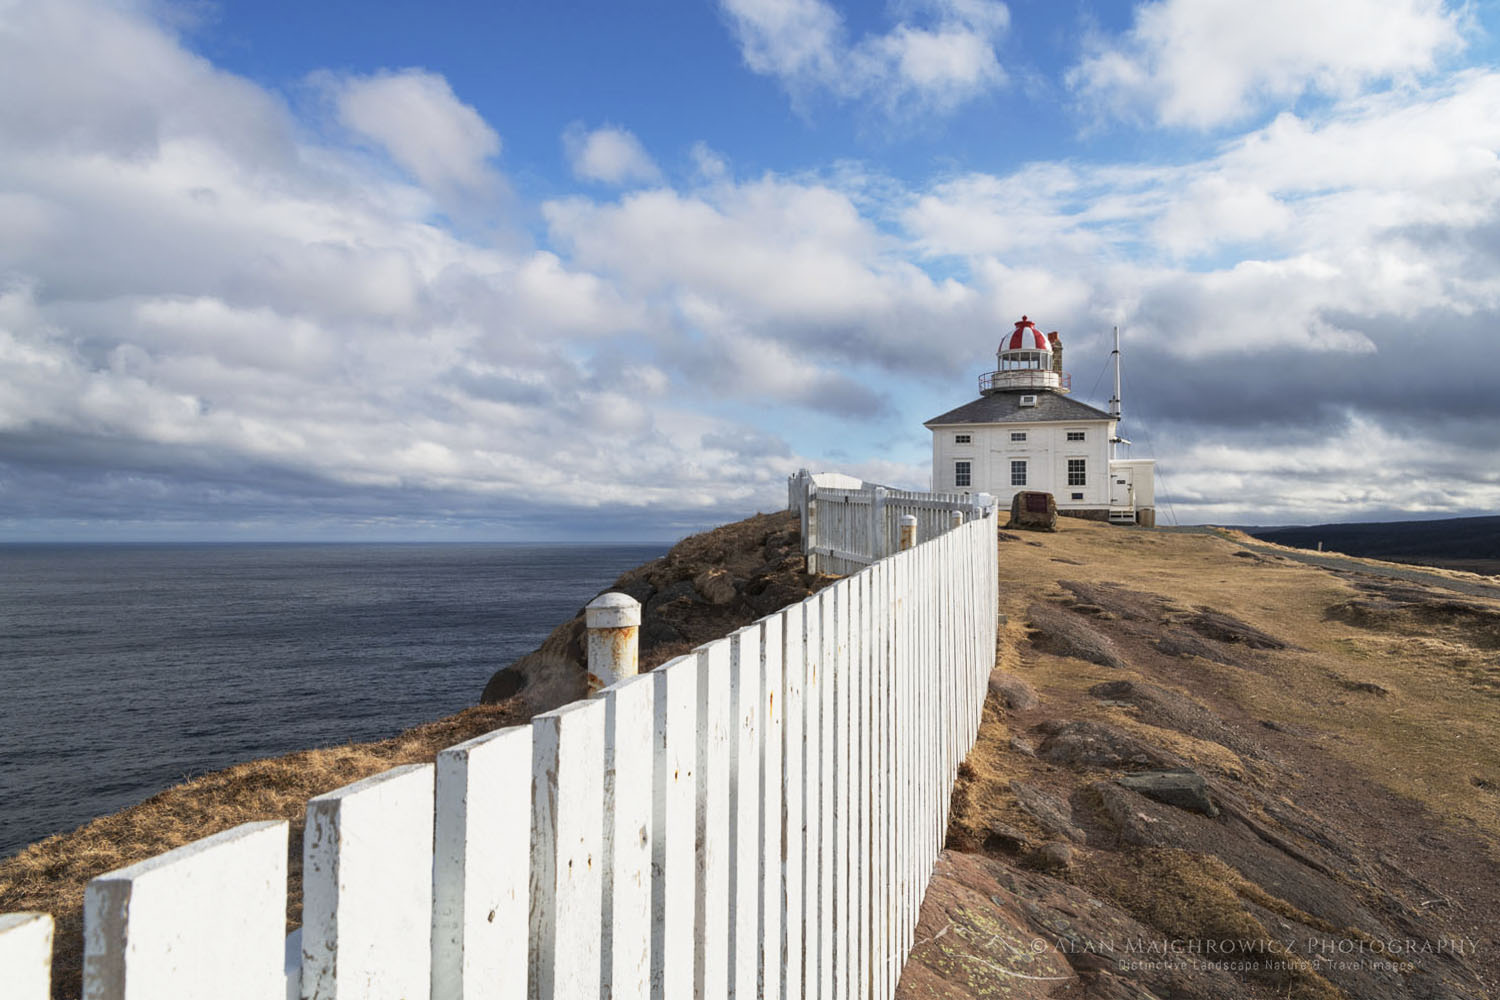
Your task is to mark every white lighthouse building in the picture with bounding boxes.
[925,316,1156,526]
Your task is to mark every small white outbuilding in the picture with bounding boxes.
[925,316,1156,526]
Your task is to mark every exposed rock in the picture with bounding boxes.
[1009,780,1086,843]
[982,821,1029,854]
[1088,679,1265,759]
[1115,769,1219,817]
[1058,580,1173,621]
[477,665,524,703]
[1025,841,1074,871]
[1009,491,1059,532]
[1338,678,1390,696]
[1153,629,1249,667]
[1182,608,1287,649]
[987,669,1040,710]
[692,567,737,605]
[897,851,1252,1000]
[1009,736,1036,756]
[644,579,697,615]
[1026,603,1128,669]
[1037,721,1181,772]
[479,510,831,712]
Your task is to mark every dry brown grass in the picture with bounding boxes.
[996,517,1500,850]
[1082,847,1344,1000]
[0,701,527,1000]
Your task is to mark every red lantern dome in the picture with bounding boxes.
[1003,316,1051,352]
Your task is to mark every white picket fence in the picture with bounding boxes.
[787,469,994,576]
[1,516,998,1000]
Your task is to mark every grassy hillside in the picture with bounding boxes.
[901,518,1500,999]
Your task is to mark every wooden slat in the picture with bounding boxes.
[730,625,763,1000]
[530,699,606,1000]
[0,914,52,1000]
[651,655,698,1000]
[433,727,531,1000]
[605,673,656,1000]
[759,614,785,1000]
[780,603,805,1000]
[301,764,435,1000]
[695,641,733,1000]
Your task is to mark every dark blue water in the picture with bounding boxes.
[0,543,664,858]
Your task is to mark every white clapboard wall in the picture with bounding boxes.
[1,508,998,1000]
[786,469,994,576]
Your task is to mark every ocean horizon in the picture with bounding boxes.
[0,541,666,858]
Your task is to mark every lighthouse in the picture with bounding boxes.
[925,317,1156,526]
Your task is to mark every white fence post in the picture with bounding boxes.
[898,515,917,552]
[758,614,785,1000]
[802,592,824,1000]
[82,821,287,1000]
[730,625,763,1000]
[432,727,532,1000]
[604,672,656,1000]
[586,593,640,694]
[529,698,607,1000]
[780,603,805,1000]
[303,766,434,1000]
[695,641,733,1000]
[0,913,52,1000]
[871,487,887,560]
[651,655,698,1000]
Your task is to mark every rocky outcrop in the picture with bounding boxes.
[480,510,833,712]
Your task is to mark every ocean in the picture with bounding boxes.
[0,542,665,858]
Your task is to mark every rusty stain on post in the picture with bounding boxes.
[898,514,917,552]
[586,592,641,695]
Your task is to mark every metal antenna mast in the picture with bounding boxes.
[1108,326,1123,460]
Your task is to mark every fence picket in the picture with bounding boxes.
[530,699,606,1000]
[81,821,286,1000]
[695,641,733,1000]
[759,614,785,1000]
[433,727,531,1000]
[303,764,434,1000]
[651,655,697,1000]
[729,625,763,1000]
[0,913,52,1000]
[604,673,655,1000]
[780,604,805,1000]
[801,596,823,1000]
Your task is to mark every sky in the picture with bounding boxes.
[1,0,1498,541]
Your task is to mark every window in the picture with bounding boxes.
[1071,492,1084,500]
[955,434,971,444]
[955,460,971,488]
[1067,458,1086,487]
[1010,431,1027,442]
[1066,430,1085,442]
[1010,460,1027,487]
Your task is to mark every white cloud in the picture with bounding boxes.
[544,178,983,377]
[563,124,661,185]
[331,69,502,200]
[1069,0,1466,128]
[3,0,1499,533]
[718,0,1010,114]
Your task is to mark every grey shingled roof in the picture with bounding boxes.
[924,390,1113,426]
